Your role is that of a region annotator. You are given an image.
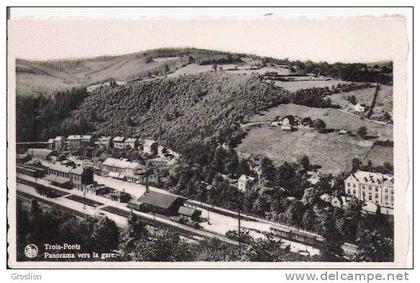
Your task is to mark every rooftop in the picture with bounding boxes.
[144,139,157,146]
[48,163,89,175]
[67,135,82,140]
[26,148,55,157]
[239,174,255,182]
[102,158,141,170]
[125,138,138,143]
[113,136,125,142]
[137,191,186,209]
[348,170,393,186]
[97,136,112,141]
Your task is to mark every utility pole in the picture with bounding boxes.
[238,203,242,259]
[83,185,86,210]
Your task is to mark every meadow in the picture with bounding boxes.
[248,104,393,140]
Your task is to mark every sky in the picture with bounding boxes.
[7,8,410,63]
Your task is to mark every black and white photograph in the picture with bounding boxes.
[6,7,412,268]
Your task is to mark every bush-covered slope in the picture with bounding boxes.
[35,72,290,151]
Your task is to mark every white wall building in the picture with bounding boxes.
[238,174,256,192]
[143,139,158,155]
[344,170,394,215]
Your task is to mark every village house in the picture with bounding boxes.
[320,193,332,203]
[353,103,366,113]
[143,139,158,155]
[124,138,139,150]
[81,135,94,147]
[95,136,113,149]
[54,136,67,151]
[113,136,126,149]
[238,174,256,192]
[101,158,141,180]
[270,121,281,127]
[338,129,348,135]
[345,170,394,215]
[279,115,295,131]
[67,135,82,150]
[47,163,94,190]
[47,138,55,150]
[330,196,353,208]
[133,166,159,185]
[26,148,57,161]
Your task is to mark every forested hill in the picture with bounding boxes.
[17,72,291,151]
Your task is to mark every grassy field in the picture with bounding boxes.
[236,126,393,174]
[226,66,292,75]
[16,54,187,96]
[273,78,350,92]
[329,87,377,111]
[364,144,394,165]
[248,104,393,140]
[373,84,393,115]
[328,84,393,116]
[239,103,393,174]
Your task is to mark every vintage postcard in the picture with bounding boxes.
[6,7,413,268]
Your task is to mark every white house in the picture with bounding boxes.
[238,175,256,192]
[353,103,365,113]
[125,138,139,150]
[113,136,126,149]
[143,139,158,155]
[345,170,394,215]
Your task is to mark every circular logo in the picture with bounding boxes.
[24,244,38,258]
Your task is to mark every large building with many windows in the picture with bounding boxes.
[344,170,394,215]
[47,163,94,190]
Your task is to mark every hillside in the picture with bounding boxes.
[16,47,393,97]
[17,72,291,151]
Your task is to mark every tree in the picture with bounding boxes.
[224,150,239,177]
[261,157,276,183]
[30,199,40,216]
[352,158,361,172]
[285,201,305,227]
[119,213,150,259]
[319,239,343,262]
[132,229,194,261]
[317,212,343,261]
[302,209,315,230]
[252,195,271,216]
[313,119,326,132]
[238,160,252,176]
[298,155,310,171]
[383,112,392,121]
[383,162,393,174]
[162,64,170,74]
[355,230,394,262]
[357,126,367,139]
[92,216,120,253]
[348,95,357,105]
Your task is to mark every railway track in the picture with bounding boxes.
[16,179,239,246]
